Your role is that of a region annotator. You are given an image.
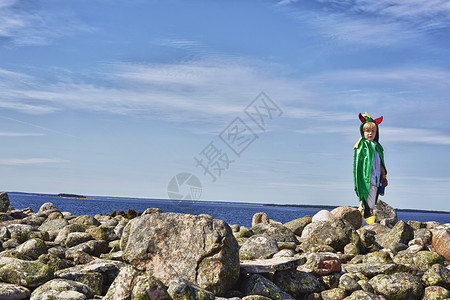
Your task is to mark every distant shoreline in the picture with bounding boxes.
[57,193,86,199]
[6,191,450,215]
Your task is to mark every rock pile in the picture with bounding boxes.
[0,191,449,300]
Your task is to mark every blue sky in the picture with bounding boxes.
[1,0,450,212]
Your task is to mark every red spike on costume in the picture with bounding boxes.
[359,113,366,123]
[374,116,383,124]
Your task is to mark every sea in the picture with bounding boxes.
[6,192,450,228]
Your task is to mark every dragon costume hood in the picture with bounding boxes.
[358,113,382,142]
[353,112,387,219]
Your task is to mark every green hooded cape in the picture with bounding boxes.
[353,113,387,218]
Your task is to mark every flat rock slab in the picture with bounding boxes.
[240,256,306,274]
[342,263,397,277]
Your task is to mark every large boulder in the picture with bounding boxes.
[344,290,386,300]
[72,215,101,228]
[37,202,59,217]
[369,272,423,300]
[103,265,171,300]
[393,250,444,271]
[39,218,69,241]
[414,228,432,246]
[86,226,118,242]
[38,253,72,273]
[30,278,93,300]
[378,221,414,250]
[56,259,125,296]
[331,206,362,230]
[239,234,279,260]
[0,258,54,288]
[6,224,38,243]
[357,228,382,252]
[67,239,109,258]
[54,224,85,245]
[273,269,321,297]
[321,288,346,300]
[302,218,357,252]
[251,223,298,244]
[363,249,394,264]
[363,223,391,236]
[38,218,69,233]
[0,282,30,300]
[297,252,341,276]
[374,200,398,228]
[431,229,450,261]
[421,264,450,289]
[65,232,94,248]
[312,210,336,223]
[15,238,47,260]
[121,212,240,295]
[283,215,312,237]
[0,192,10,213]
[423,286,450,300]
[338,274,362,295]
[343,263,398,278]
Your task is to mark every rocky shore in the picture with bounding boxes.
[0,191,449,300]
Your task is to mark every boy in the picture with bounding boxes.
[353,113,388,222]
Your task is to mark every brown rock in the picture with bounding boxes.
[297,252,341,276]
[331,206,362,230]
[432,229,450,261]
[252,212,270,228]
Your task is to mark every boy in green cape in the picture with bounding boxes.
[353,113,388,224]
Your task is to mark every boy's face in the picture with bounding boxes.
[364,127,377,141]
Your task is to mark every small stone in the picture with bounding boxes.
[423,286,450,300]
[321,287,346,300]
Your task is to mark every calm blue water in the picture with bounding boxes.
[6,192,450,228]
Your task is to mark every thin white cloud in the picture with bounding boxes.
[383,127,450,145]
[279,0,450,48]
[312,14,417,47]
[286,108,354,122]
[0,60,308,123]
[0,158,69,165]
[0,116,78,138]
[313,68,450,88]
[350,0,450,33]
[154,38,209,54]
[0,0,95,46]
[0,132,44,137]
[276,0,299,6]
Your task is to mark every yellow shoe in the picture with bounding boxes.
[364,216,376,224]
